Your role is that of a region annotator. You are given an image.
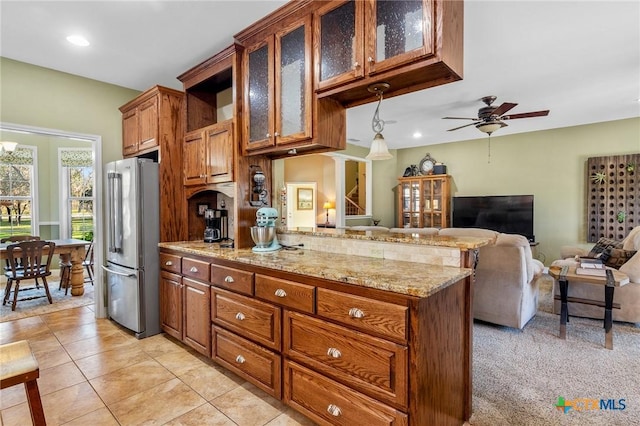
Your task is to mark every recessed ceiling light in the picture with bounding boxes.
[413,132,422,138]
[66,35,90,47]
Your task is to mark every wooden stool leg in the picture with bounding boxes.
[25,379,47,426]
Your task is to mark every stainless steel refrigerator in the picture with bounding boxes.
[103,158,161,338]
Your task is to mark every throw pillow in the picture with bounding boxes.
[619,251,640,283]
[588,237,623,258]
[600,248,638,269]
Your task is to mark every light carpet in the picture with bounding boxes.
[0,276,94,322]
[469,275,639,425]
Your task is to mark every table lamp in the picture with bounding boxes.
[323,201,333,226]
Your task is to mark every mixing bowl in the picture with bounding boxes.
[250,226,275,248]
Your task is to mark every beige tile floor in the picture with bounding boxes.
[0,303,316,425]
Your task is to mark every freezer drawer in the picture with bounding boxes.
[104,263,143,334]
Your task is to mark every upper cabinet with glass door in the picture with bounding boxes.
[315,0,463,107]
[242,16,312,153]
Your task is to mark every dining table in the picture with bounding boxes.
[1,238,89,296]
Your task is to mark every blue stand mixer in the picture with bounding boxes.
[251,207,282,252]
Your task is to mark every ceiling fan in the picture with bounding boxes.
[443,96,550,135]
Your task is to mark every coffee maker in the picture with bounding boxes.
[204,209,228,243]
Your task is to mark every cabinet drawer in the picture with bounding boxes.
[211,288,281,351]
[212,326,281,399]
[284,361,408,426]
[212,264,254,296]
[256,275,315,314]
[160,253,181,274]
[316,289,407,342]
[182,257,210,282]
[284,311,407,409]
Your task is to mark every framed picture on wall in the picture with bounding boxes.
[297,188,313,210]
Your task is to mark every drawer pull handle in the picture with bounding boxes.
[189,266,198,273]
[274,288,287,298]
[235,355,245,364]
[348,307,365,319]
[235,312,245,321]
[165,261,173,266]
[224,276,234,283]
[327,404,342,417]
[327,347,342,358]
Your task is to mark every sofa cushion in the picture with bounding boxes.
[619,251,640,283]
[600,247,638,269]
[622,226,640,251]
[588,237,623,258]
[438,228,499,242]
[496,233,535,282]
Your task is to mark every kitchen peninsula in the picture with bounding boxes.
[159,231,489,425]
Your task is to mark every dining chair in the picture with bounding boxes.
[3,240,55,311]
[83,241,94,286]
[1,235,42,288]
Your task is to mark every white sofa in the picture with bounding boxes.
[551,226,640,324]
[437,228,544,329]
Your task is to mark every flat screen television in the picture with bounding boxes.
[452,195,535,242]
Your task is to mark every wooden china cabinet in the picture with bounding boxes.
[397,175,451,228]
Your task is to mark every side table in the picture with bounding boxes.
[548,265,630,349]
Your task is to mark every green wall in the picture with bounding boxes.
[0,57,140,165]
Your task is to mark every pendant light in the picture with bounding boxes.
[366,83,393,161]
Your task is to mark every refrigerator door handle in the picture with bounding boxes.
[102,265,136,278]
[107,171,123,253]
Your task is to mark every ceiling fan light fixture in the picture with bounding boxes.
[476,121,502,135]
[366,132,392,160]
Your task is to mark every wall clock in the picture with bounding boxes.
[419,153,436,175]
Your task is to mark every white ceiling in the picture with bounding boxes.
[1,1,639,150]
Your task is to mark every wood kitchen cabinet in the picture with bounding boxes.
[315,0,463,107]
[183,277,211,356]
[159,270,182,341]
[119,85,187,242]
[397,175,451,229]
[242,15,313,152]
[183,120,234,186]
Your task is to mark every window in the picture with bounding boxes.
[0,147,37,238]
[59,149,94,241]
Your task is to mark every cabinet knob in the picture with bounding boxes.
[327,404,342,417]
[353,61,360,69]
[367,56,374,63]
[266,133,271,138]
[274,288,287,298]
[189,266,198,273]
[348,307,365,319]
[327,347,342,358]
[224,276,234,283]
[165,261,173,266]
[274,132,280,137]
[235,355,245,364]
[235,312,245,321]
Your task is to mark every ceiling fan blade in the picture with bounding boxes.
[501,110,550,120]
[490,102,518,117]
[447,122,478,131]
[442,117,479,120]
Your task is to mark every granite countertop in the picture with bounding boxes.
[159,241,473,298]
[279,227,490,250]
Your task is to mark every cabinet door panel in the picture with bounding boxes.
[206,121,234,183]
[244,40,275,150]
[122,109,138,157]
[137,96,159,151]
[183,131,206,186]
[160,271,182,340]
[366,0,434,75]
[315,0,364,91]
[275,17,312,145]
[183,277,211,356]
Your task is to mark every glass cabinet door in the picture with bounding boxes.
[275,17,312,145]
[244,40,274,150]
[315,0,364,90]
[366,0,434,75]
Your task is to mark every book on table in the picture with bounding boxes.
[576,264,607,276]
